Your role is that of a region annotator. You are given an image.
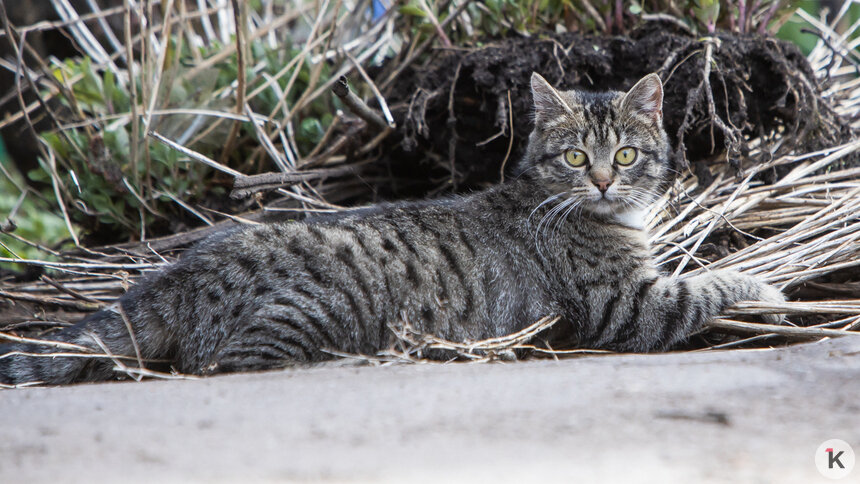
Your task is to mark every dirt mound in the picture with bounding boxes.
[376,24,852,194]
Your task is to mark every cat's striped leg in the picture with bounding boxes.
[204,297,354,374]
[596,270,785,352]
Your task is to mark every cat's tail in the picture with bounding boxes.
[0,309,134,385]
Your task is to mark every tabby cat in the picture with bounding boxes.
[0,73,784,385]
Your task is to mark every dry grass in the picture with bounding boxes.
[0,2,859,380]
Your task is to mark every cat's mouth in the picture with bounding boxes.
[583,188,656,216]
[585,195,618,215]
[589,189,616,203]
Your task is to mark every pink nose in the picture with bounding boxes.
[592,178,614,193]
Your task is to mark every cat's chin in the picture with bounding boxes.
[585,198,618,215]
[585,200,647,229]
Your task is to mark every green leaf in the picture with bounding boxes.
[399,5,427,17]
[103,69,116,109]
[27,166,51,183]
[693,0,720,27]
[300,118,324,144]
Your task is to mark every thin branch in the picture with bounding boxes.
[332,76,389,131]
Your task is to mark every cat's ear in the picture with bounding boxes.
[621,73,663,124]
[531,72,574,121]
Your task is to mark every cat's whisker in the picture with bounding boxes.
[539,198,571,239]
[534,195,577,256]
[528,193,565,230]
[548,202,572,238]
[559,198,586,228]
[552,196,588,239]
[625,193,649,210]
[622,187,658,210]
[632,186,660,200]
[534,200,563,236]
[538,196,582,255]
[627,190,653,204]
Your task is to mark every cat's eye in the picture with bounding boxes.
[614,147,638,166]
[564,150,588,167]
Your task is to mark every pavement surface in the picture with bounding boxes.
[2,337,859,483]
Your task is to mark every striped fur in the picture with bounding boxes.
[0,73,784,384]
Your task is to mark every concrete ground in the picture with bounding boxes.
[2,336,859,483]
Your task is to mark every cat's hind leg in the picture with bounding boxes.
[204,309,339,375]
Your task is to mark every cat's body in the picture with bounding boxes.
[0,73,784,385]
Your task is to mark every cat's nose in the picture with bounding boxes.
[592,178,614,193]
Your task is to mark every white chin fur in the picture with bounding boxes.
[585,200,647,230]
[612,208,648,230]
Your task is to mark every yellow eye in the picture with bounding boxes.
[564,150,588,167]
[614,147,638,165]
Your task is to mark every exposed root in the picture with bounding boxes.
[674,37,743,172]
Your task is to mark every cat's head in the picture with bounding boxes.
[521,73,673,218]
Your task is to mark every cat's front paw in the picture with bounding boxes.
[756,281,786,325]
[696,270,787,325]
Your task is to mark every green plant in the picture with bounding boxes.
[33,34,335,239]
[0,158,71,266]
